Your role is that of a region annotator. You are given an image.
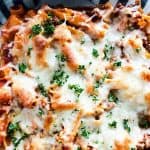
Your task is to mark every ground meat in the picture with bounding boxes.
[1,43,13,65]
[143,38,150,53]
[137,134,150,150]
[138,112,150,129]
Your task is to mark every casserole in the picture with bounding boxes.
[0,0,150,149]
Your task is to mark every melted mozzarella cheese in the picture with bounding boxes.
[2,5,150,150]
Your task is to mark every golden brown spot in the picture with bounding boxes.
[0,88,12,104]
[51,102,76,111]
[0,116,10,147]
[12,84,37,108]
[61,44,78,71]
[114,137,131,150]
[145,51,150,59]
[145,92,150,104]
[44,112,53,132]
[86,84,94,95]
[122,66,133,72]
[5,15,22,28]
[33,35,48,67]
[141,70,150,82]
[128,39,139,49]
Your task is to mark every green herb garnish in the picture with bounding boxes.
[113,61,122,67]
[68,84,84,98]
[18,63,27,73]
[94,74,109,89]
[38,107,44,116]
[103,42,115,60]
[47,12,53,18]
[43,21,55,35]
[37,83,48,97]
[106,112,112,118]
[12,133,28,148]
[77,65,86,74]
[80,38,85,45]
[130,148,136,150]
[123,119,131,133]
[92,48,99,58]
[108,91,119,103]
[108,121,117,128]
[77,147,81,150]
[27,47,32,56]
[90,95,99,102]
[135,47,141,53]
[55,54,66,62]
[30,24,42,38]
[80,126,91,139]
[7,122,20,136]
[51,70,69,86]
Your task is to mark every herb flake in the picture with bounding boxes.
[37,83,48,97]
[108,91,119,103]
[77,65,86,74]
[43,21,55,35]
[103,42,115,60]
[51,70,69,86]
[80,127,91,139]
[7,122,20,136]
[108,121,117,128]
[113,61,122,67]
[30,24,42,37]
[18,63,27,73]
[38,107,44,116]
[123,119,131,133]
[68,84,84,98]
[92,48,99,58]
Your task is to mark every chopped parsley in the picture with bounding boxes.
[80,38,85,45]
[121,34,125,39]
[51,69,69,86]
[123,119,131,133]
[103,42,115,60]
[55,54,66,62]
[92,48,99,58]
[12,133,28,148]
[89,61,92,65]
[37,83,48,97]
[94,74,109,89]
[7,122,20,136]
[108,91,119,103]
[38,107,44,116]
[68,84,84,97]
[27,47,32,56]
[108,121,117,128]
[43,20,55,35]
[77,147,81,150]
[113,61,122,67]
[7,122,29,149]
[30,24,42,38]
[47,12,53,18]
[77,65,86,74]
[18,63,27,73]
[80,126,91,139]
[90,95,99,102]
[106,111,112,118]
[135,47,141,53]
[130,148,136,150]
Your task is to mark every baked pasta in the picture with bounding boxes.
[0,1,150,150]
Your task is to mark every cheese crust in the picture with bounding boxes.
[0,2,150,150]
